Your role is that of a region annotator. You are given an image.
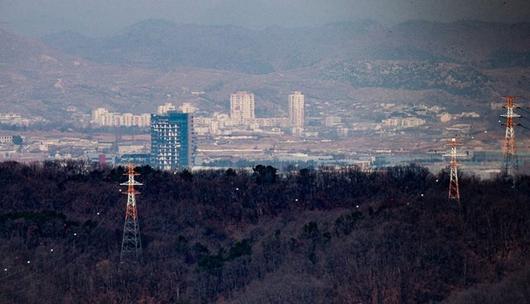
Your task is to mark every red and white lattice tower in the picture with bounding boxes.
[500,96,520,177]
[120,164,143,263]
[444,138,464,203]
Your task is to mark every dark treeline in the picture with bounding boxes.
[0,161,529,303]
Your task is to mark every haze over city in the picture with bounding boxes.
[2,0,530,35]
[0,1,529,303]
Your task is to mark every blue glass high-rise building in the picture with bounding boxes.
[150,112,195,170]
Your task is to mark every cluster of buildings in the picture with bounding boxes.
[381,117,426,129]
[86,91,307,170]
[91,108,151,128]
[0,113,46,127]
[2,89,490,172]
[2,90,528,178]
[148,91,305,170]
[438,112,480,123]
[197,91,303,136]
[90,102,200,128]
[24,90,486,172]
[90,90,306,135]
[373,103,482,133]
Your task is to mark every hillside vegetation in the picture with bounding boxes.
[0,162,529,303]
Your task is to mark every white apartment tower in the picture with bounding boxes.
[230,91,255,124]
[288,91,305,136]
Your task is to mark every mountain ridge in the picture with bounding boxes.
[42,19,530,72]
[0,20,529,121]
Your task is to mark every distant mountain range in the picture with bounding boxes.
[42,19,373,74]
[0,20,529,121]
[43,19,530,73]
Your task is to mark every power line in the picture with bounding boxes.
[500,96,521,178]
[119,164,143,264]
[443,138,464,204]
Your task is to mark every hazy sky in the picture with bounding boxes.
[1,0,529,36]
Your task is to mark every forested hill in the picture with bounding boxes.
[0,161,529,303]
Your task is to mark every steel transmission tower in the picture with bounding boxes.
[444,138,464,203]
[120,164,143,263]
[500,96,521,177]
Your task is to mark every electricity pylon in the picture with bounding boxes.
[500,96,521,178]
[120,164,143,263]
[444,138,464,203]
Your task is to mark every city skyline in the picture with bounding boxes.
[1,87,525,178]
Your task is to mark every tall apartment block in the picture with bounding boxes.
[150,112,195,170]
[230,91,255,124]
[288,91,305,136]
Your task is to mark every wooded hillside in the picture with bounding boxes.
[0,162,528,303]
